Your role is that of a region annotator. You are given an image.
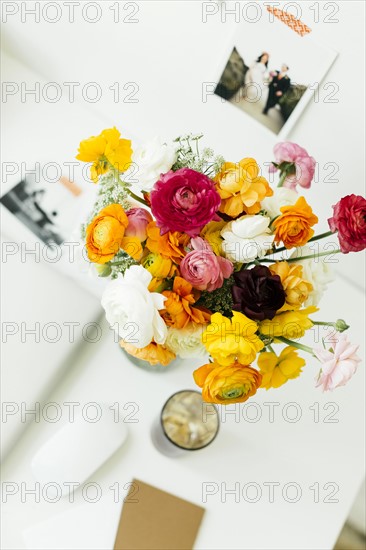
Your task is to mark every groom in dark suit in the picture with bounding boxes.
[263,64,291,115]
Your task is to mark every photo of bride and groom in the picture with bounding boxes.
[213,17,338,137]
[215,47,306,135]
[245,53,291,115]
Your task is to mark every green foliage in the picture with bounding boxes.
[81,170,132,236]
[108,251,137,278]
[197,276,234,318]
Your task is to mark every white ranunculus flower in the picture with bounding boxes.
[261,187,298,219]
[132,136,177,191]
[292,245,335,306]
[165,326,207,359]
[220,215,274,263]
[101,265,167,348]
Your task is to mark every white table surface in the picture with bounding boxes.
[1,272,365,550]
[1,2,365,549]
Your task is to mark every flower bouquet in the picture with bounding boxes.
[77,128,365,405]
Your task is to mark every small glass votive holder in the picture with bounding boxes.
[151,390,220,457]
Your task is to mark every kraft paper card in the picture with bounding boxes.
[113,479,205,550]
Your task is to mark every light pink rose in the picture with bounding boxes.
[314,332,361,391]
[180,237,233,292]
[271,142,316,190]
[125,208,153,241]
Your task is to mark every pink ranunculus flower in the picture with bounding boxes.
[180,237,233,292]
[125,208,153,241]
[150,168,221,237]
[328,194,366,253]
[271,142,316,190]
[314,332,361,391]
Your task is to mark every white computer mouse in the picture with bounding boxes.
[31,403,128,496]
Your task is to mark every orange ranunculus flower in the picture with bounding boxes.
[194,361,262,404]
[273,196,318,249]
[269,261,313,311]
[161,277,211,329]
[120,340,176,366]
[214,158,273,218]
[146,221,190,264]
[86,204,142,264]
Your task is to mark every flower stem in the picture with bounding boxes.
[277,171,288,188]
[269,245,287,254]
[257,258,277,263]
[126,188,149,206]
[269,233,338,256]
[112,167,149,207]
[269,215,279,229]
[307,230,334,243]
[195,139,200,158]
[311,320,349,332]
[277,336,314,354]
[312,321,335,327]
[267,344,276,354]
[258,249,342,263]
[286,249,342,262]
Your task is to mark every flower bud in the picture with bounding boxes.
[335,319,350,332]
[96,264,112,277]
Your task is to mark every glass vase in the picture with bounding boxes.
[120,346,180,372]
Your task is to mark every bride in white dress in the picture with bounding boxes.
[244,52,270,104]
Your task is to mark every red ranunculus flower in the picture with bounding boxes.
[328,194,366,253]
[150,168,221,237]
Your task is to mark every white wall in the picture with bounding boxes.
[1,1,365,290]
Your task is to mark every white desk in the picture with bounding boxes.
[1,2,365,548]
[2,271,365,550]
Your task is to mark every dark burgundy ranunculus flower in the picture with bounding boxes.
[232,265,286,321]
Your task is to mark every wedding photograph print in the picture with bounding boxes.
[214,18,338,137]
[0,172,82,247]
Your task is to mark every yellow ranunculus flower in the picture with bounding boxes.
[194,361,262,404]
[202,311,264,366]
[76,127,132,182]
[214,158,273,218]
[259,306,318,340]
[200,220,227,256]
[269,261,313,312]
[142,252,176,279]
[258,346,305,389]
